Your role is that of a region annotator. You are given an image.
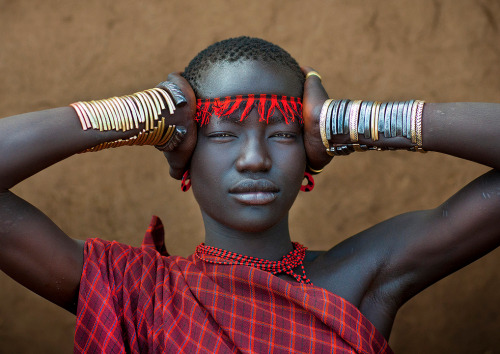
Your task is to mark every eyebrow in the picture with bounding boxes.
[212,113,291,126]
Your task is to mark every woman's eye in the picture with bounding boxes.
[212,133,232,137]
[208,132,236,141]
[271,132,296,139]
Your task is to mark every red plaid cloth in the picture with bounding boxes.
[75,216,392,353]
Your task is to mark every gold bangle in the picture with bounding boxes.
[144,124,158,146]
[108,97,127,131]
[120,97,134,130]
[116,96,134,131]
[133,93,149,130]
[146,124,159,145]
[93,100,113,131]
[349,100,362,142]
[369,102,375,141]
[99,99,117,131]
[120,97,135,129]
[73,86,180,154]
[410,100,418,144]
[150,124,163,145]
[152,89,167,110]
[82,101,102,131]
[136,129,148,145]
[372,101,380,141]
[146,89,165,119]
[152,119,164,145]
[153,87,175,115]
[142,91,158,132]
[135,92,153,131]
[124,97,140,129]
[157,123,172,146]
[89,101,105,131]
[145,91,161,126]
[70,103,90,130]
[161,125,176,146]
[78,102,97,130]
[319,99,334,149]
[100,99,117,131]
[130,95,146,125]
[147,92,161,126]
[415,100,425,147]
[155,119,167,144]
[104,99,120,131]
[144,91,157,131]
[145,90,162,116]
[305,71,322,81]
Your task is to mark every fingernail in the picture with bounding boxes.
[175,126,187,135]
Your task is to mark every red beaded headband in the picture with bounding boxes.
[195,94,303,126]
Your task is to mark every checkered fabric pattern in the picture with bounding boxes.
[75,216,392,353]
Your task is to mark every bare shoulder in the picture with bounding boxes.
[302,169,500,339]
[304,229,390,304]
[302,228,403,339]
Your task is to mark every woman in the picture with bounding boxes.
[0,36,499,353]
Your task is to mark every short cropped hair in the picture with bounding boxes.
[182,36,304,97]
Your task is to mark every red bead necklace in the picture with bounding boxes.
[195,242,313,285]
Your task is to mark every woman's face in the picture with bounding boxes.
[190,60,306,233]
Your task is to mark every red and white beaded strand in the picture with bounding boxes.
[195,242,313,285]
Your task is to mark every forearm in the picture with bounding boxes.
[0,89,180,308]
[0,106,111,310]
[423,102,500,169]
[322,101,500,169]
[0,107,137,190]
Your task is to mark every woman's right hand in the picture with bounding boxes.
[156,72,197,180]
[301,66,334,171]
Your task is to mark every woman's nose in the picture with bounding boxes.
[235,136,272,173]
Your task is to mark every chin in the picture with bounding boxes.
[204,207,288,234]
[233,221,279,234]
[230,216,282,233]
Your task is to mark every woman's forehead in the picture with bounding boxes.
[205,114,303,130]
[196,60,302,99]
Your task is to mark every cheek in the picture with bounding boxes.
[273,145,307,193]
[189,138,232,202]
[190,154,215,213]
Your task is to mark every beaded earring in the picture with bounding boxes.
[181,170,191,192]
[300,172,315,192]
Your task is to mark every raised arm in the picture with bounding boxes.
[424,102,500,168]
[302,68,500,170]
[301,68,500,336]
[368,101,500,296]
[0,74,196,313]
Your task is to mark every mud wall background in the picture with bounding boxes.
[0,0,499,352]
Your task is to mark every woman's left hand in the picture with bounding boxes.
[302,66,333,171]
[156,72,198,180]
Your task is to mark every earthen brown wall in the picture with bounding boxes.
[0,1,499,352]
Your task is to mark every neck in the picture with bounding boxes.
[201,212,294,261]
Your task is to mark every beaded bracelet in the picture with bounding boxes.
[71,87,179,153]
[320,99,426,156]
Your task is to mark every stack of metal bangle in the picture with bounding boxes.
[320,99,425,156]
[71,88,177,152]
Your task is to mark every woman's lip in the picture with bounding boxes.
[229,179,280,193]
[230,191,278,205]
